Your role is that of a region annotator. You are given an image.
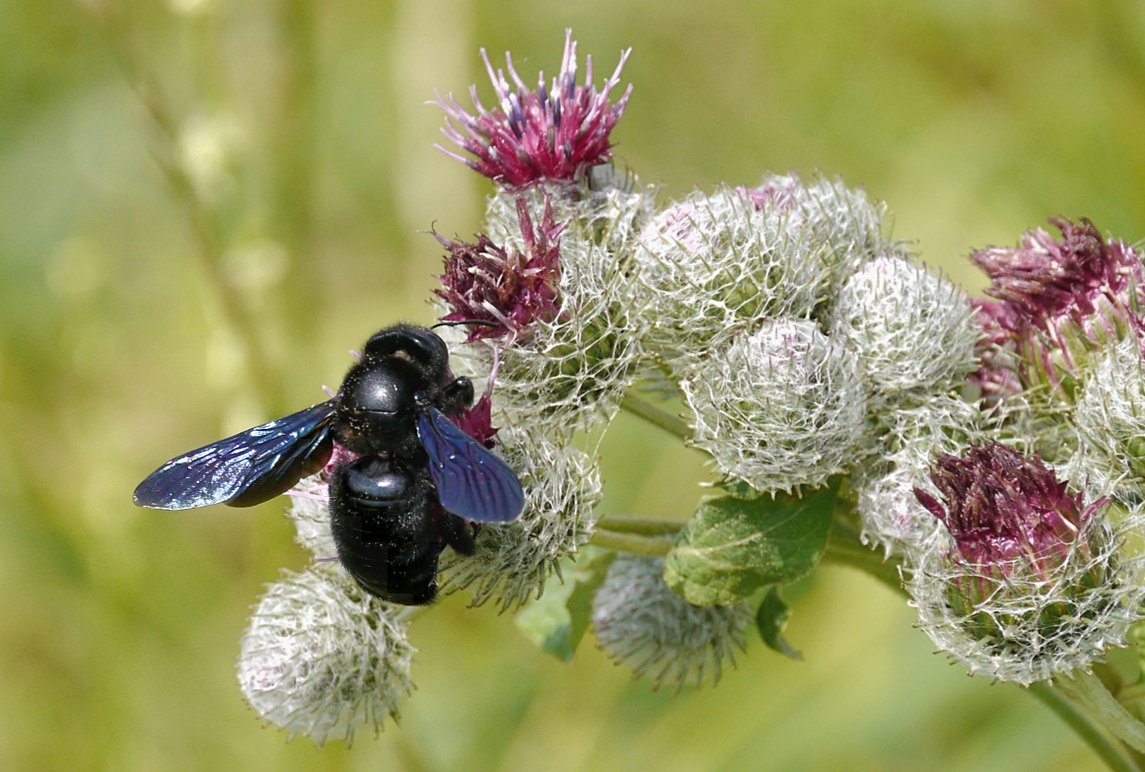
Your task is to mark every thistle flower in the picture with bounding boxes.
[828,255,979,399]
[908,443,1144,683]
[435,197,564,342]
[635,186,832,370]
[433,30,631,189]
[971,218,1145,401]
[592,555,752,691]
[446,191,653,433]
[440,424,603,610]
[237,564,415,745]
[681,319,868,494]
[741,172,894,286]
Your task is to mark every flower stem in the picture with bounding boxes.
[1056,672,1145,754]
[596,515,683,537]
[620,392,692,440]
[590,529,675,556]
[822,516,906,597]
[590,514,682,556]
[1029,681,1142,772]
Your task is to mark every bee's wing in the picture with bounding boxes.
[417,405,525,523]
[133,401,336,510]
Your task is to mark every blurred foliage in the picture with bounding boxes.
[3,0,1144,769]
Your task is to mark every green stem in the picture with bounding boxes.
[590,529,674,557]
[822,516,906,597]
[596,515,683,537]
[620,392,692,440]
[1029,682,1142,772]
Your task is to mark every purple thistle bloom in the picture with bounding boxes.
[914,444,1110,643]
[973,218,1142,333]
[914,443,1103,582]
[435,197,564,343]
[432,30,632,188]
[969,218,1145,397]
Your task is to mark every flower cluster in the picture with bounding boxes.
[229,32,1145,744]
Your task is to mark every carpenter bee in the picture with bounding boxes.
[133,324,525,604]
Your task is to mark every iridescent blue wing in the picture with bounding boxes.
[133,402,336,510]
[417,406,525,523]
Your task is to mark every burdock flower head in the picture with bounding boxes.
[435,196,564,342]
[592,555,752,692]
[971,217,1145,402]
[909,442,1143,683]
[433,30,631,189]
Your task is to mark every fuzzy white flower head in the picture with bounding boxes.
[592,554,752,691]
[485,163,656,258]
[635,186,832,368]
[681,319,868,494]
[1075,333,1145,493]
[440,424,604,610]
[744,172,894,284]
[907,444,1145,684]
[828,256,979,399]
[237,564,415,745]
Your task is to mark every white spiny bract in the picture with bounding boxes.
[828,256,979,399]
[472,177,655,434]
[681,319,867,494]
[237,564,415,745]
[439,423,604,611]
[285,476,337,559]
[634,186,831,370]
[1075,334,1145,493]
[745,172,895,290]
[592,555,752,691]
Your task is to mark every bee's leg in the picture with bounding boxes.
[440,376,475,413]
[438,511,477,556]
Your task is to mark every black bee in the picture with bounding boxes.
[133,324,525,604]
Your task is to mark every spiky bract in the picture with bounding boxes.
[237,564,415,744]
[743,172,894,289]
[635,186,831,371]
[1075,334,1145,492]
[829,255,979,400]
[461,186,654,433]
[592,555,752,691]
[908,445,1145,684]
[440,425,603,611]
[682,319,867,494]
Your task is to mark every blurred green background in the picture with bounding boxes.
[3,0,1145,770]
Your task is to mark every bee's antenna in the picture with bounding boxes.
[431,319,501,330]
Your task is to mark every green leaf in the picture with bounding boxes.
[756,586,802,660]
[663,481,837,606]
[515,547,616,662]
